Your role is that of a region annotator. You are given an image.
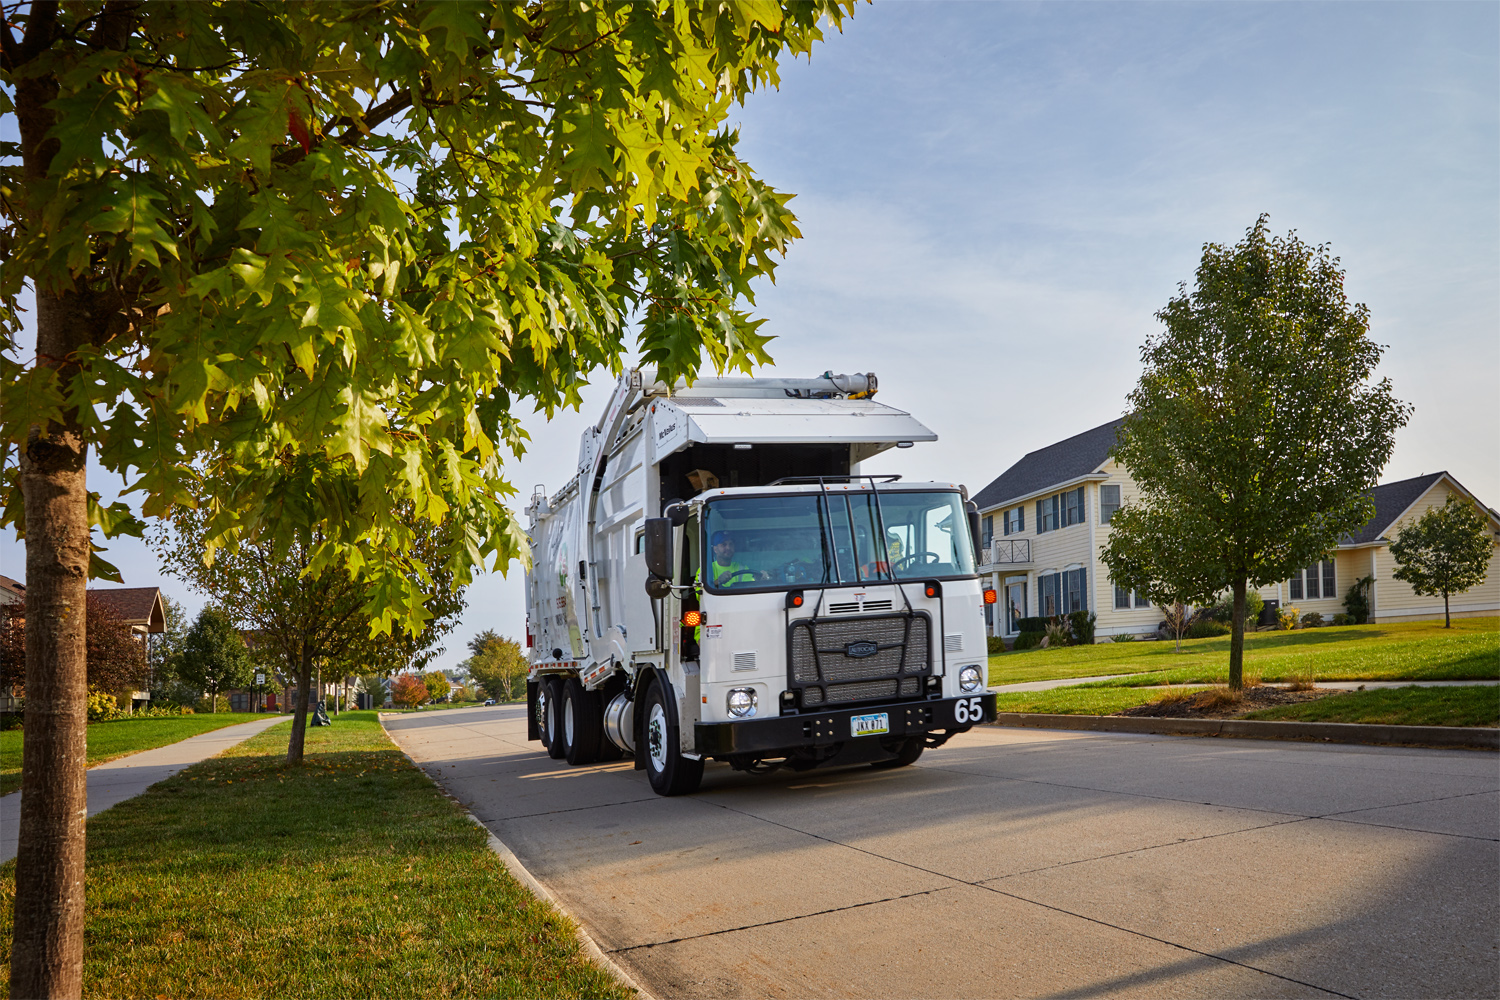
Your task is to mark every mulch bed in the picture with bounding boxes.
[1119,685,1336,719]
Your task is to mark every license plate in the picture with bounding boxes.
[851,712,890,738]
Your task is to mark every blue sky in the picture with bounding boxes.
[5,2,1496,672]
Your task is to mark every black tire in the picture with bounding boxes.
[542,677,567,760]
[562,678,601,765]
[871,737,924,769]
[642,680,703,796]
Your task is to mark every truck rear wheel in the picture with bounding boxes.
[562,678,601,765]
[542,677,567,760]
[643,680,702,796]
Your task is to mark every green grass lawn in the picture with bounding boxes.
[992,686,1212,716]
[0,710,628,999]
[0,712,267,797]
[1243,685,1500,728]
[988,618,1499,687]
[381,699,490,714]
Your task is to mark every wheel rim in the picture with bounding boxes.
[564,694,576,745]
[647,702,668,772]
[537,690,549,736]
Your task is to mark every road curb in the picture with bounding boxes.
[988,713,1500,749]
[379,719,656,1000]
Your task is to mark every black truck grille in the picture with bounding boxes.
[788,613,931,708]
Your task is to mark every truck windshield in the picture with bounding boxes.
[702,490,975,592]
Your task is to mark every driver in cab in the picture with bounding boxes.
[709,530,769,587]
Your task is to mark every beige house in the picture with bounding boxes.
[973,419,1500,641]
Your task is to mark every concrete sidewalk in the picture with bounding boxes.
[0,714,290,863]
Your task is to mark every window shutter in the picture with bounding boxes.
[1036,500,1045,534]
[1018,506,1024,532]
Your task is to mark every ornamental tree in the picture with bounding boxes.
[1100,216,1411,690]
[466,629,529,702]
[3,4,848,992]
[176,605,253,712]
[1389,495,1495,627]
[391,672,427,709]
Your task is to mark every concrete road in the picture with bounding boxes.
[384,704,1499,999]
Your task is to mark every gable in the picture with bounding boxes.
[973,417,1124,512]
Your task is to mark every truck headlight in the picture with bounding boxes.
[727,687,758,718]
[959,665,983,692]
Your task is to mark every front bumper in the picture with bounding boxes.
[694,693,998,757]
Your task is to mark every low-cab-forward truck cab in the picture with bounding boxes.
[524,368,998,795]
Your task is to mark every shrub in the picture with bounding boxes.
[1331,613,1352,627]
[986,636,1007,655]
[1068,610,1097,645]
[1276,605,1300,630]
[1209,591,1265,627]
[1343,576,1373,625]
[87,688,122,722]
[1187,620,1231,639]
[1012,632,1044,651]
[1015,617,1050,634]
[1043,618,1072,648]
[1111,632,1137,643]
[1301,611,1324,628]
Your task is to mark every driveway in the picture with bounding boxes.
[384,704,1499,999]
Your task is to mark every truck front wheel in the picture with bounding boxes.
[643,680,703,796]
[562,678,601,765]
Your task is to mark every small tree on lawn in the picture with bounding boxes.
[392,674,428,710]
[177,608,253,713]
[466,631,529,702]
[1101,216,1411,690]
[423,671,451,704]
[1389,496,1495,628]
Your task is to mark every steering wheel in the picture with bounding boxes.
[714,568,759,587]
[893,551,940,573]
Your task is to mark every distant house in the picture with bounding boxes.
[87,587,167,709]
[972,419,1500,641]
[0,575,23,606]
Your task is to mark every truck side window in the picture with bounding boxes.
[680,514,700,585]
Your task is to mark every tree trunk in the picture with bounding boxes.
[1228,578,1247,691]
[287,644,313,764]
[1444,591,1451,628]
[12,21,91,984]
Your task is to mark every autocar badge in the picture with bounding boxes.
[845,640,879,658]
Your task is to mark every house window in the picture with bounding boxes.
[1004,507,1024,535]
[1289,560,1335,601]
[1113,580,1152,610]
[1040,568,1088,616]
[1036,496,1058,533]
[984,603,994,628]
[981,515,994,548]
[1100,484,1121,523]
[1062,487,1086,527]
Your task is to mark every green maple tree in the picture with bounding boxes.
[2,3,851,994]
[1390,495,1495,628]
[1101,216,1411,690]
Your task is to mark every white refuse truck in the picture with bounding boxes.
[523,368,998,795]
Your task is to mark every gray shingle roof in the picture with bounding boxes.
[1342,473,1447,545]
[972,418,1125,511]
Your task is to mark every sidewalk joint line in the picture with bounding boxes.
[607,887,954,954]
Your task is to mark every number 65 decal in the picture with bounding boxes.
[954,697,985,724]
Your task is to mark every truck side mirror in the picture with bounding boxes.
[965,500,981,558]
[663,500,690,527]
[643,517,673,580]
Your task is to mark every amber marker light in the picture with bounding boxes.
[681,610,702,627]
[984,589,998,604]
